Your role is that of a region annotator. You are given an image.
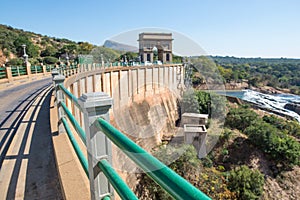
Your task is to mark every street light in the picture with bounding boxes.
[22,44,28,63]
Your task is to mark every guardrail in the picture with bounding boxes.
[0,65,56,84]
[53,68,210,200]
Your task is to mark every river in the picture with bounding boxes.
[217,90,300,122]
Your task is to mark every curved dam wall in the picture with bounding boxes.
[63,64,184,189]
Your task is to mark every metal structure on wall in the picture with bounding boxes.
[138,33,173,63]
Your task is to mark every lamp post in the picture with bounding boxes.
[22,44,28,64]
[66,52,70,65]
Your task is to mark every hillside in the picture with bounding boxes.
[211,56,300,94]
[0,24,123,66]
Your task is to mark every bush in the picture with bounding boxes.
[245,120,300,166]
[225,107,259,131]
[7,58,23,66]
[43,56,58,64]
[227,165,264,200]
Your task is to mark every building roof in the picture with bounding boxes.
[184,124,207,133]
[182,113,208,119]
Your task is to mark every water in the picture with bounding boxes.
[217,89,300,122]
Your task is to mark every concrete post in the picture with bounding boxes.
[25,62,31,78]
[5,66,13,83]
[53,74,66,133]
[52,68,59,77]
[51,69,59,88]
[78,92,114,200]
[42,64,47,76]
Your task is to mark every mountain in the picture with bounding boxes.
[103,40,138,52]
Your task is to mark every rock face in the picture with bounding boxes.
[284,103,300,115]
[103,40,138,52]
[110,90,179,190]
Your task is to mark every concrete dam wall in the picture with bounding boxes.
[63,64,184,171]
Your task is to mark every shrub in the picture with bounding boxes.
[225,107,259,131]
[227,165,264,200]
[43,56,58,64]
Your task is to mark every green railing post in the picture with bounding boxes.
[78,92,114,200]
[53,74,66,133]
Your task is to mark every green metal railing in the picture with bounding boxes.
[0,67,6,79]
[31,66,43,74]
[46,65,54,72]
[55,81,210,200]
[11,66,27,77]
[95,118,211,200]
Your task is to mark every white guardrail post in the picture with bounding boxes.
[78,92,114,200]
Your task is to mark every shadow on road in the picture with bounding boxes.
[0,85,62,199]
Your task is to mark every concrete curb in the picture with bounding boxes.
[50,90,90,200]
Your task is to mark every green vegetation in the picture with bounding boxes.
[226,107,300,167]
[262,115,300,139]
[212,56,300,94]
[227,165,264,200]
[136,145,236,200]
[181,90,226,117]
[0,24,124,66]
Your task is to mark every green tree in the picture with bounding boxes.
[78,42,94,54]
[40,46,57,57]
[181,89,200,114]
[13,35,39,58]
[43,56,58,64]
[228,165,264,200]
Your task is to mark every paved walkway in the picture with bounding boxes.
[0,78,63,199]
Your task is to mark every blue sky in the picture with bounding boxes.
[1,0,299,58]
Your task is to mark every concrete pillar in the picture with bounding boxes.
[25,62,32,77]
[53,74,66,134]
[51,69,59,88]
[42,64,47,75]
[51,68,59,78]
[5,66,13,83]
[78,92,114,200]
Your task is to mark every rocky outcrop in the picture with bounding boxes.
[284,103,300,115]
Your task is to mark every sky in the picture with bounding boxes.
[0,0,300,58]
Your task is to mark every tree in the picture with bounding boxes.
[43,56,58,64]
[7,58,23,66]
[13,35,39,58]
[40,46,57,57]
[181,89,200,114]
[228,165,264,200]
[78,42,94,54]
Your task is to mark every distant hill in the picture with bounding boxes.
[103,40,138,52]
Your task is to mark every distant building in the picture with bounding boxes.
[138,33,173,63]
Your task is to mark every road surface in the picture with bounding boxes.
[0,78,63,199]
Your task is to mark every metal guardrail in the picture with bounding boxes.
[53,65,210,200]
[0,67,6,79]
[95,118,211,200]
[31,66,43,74]
[11,66,27,77]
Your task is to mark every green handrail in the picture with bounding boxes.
[95,118,211,200]
[58,84,81,109]
[97,159,138,200]
[61,114,137,200]
[61,102,86,144]
[62,117,89,176]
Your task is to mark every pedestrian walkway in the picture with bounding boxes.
[0,78,62,199]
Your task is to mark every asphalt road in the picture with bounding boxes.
[0,78,63,199]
